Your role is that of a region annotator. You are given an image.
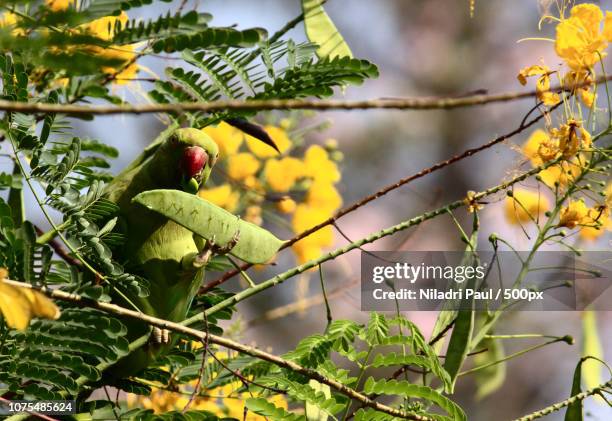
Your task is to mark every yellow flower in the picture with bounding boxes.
[552,119,591,158]
[276,197,297,214]
[292,204,334,264]
[559,199,590,229]
[304,145,341,183]
[246,126,291,158]
[203,122,244,158]
[579,206,612,240]
[579,184,612,239]
[46,0,74,11]
[264,157,305,192]
[555,3,612,70]
[227,153,260,180]
[523,129,559,165]
[505,189,550,224]
[98,45,139,83]
[306,181,342,214]
[517,64,560,106]
[198,184,239,213]
[563,70,596,108]
[244,205,262,225]
[0,269,61,331]
[538,161,580,188]
[85,13,129,41]
[464,190,484,213]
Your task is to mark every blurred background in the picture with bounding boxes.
[2,0,612,419]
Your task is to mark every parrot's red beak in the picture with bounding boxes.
[180,146,208,178]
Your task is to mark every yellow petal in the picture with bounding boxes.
[0,282,33,331]
[227,153,260,180]
[504,189,550,224]
[203,121,244,158]
[604,11,612,41]
[245,126,291,158]
[22,289,61,320]
[570,4,603,31]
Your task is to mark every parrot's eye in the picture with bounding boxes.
[180,146,208,178]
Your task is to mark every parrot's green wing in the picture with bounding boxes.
[133,189,284,264]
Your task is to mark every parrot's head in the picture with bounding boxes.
[170,128,219,193]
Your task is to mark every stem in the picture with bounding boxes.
[458,338,570,377]
[512,380,612,421]
[3,279,431,421]
[341,346,373,421]
[190,158,564,324]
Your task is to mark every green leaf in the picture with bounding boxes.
[365,312,388,346]
[371,352,451,390]
[306,379,330,421]
[474,336,506,400]
[443,310,473,393]
[151,27,267,53]
[7,162,24,227]
[259,376,344,417]
[582,311,603,390]
[302,0,352,59]
[132,189,284,264]
[246,397,306,421]
[565,357,586,421]
[362,378,466,421]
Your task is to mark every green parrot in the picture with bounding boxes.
[103,126,222,375]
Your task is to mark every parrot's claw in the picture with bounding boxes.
[192,232,241,267]
[151,327,170,345]
[214,230,241,255]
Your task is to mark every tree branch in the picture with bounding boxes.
[193,156,566,320]
[0,75,609,116]
[199,100,559,293]
[2,279,432,421]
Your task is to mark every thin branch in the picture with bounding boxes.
[512,380,612,421]
[0,75,609,116]
[200,101,558,293]
[194,157,566,317]
[2,279,433,421]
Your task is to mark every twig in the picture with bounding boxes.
[194,156,567,318]
[2,279,433,421]
[200,101,558,293]
[427,316,457,346]
[318,264,333,328]
[512,380,612,421]
[0,75,608,116]
[182,311,209,413]
[245,278,358,328]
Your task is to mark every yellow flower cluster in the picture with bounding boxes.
[558,187,612,239]
[507,4,612,241]
[518,3,612,108]
[0,0,139,84]
[521,119,591,189]
[199,121,343,264]
[127,352,287,419]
